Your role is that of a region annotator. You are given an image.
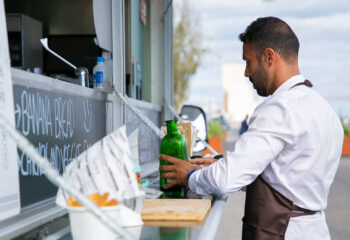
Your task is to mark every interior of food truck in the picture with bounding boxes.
[4,0,158,101]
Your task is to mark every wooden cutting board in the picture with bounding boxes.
[141,199,211,221]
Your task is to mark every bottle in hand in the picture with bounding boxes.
[160,120,189,198]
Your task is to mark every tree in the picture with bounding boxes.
[173,1,207,110]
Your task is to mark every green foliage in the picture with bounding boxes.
[340,117,350,136]
[173,1,207,110]
[208,120,226,138]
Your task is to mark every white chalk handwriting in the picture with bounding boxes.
[83,98,92,133]
[18,90,53,137]
[18,141,83,176]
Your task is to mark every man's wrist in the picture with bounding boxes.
[186,169,198,188]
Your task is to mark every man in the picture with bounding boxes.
[160,17,344,240]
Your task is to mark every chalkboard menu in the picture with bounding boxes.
[125,106,161,164]
[13,85,106,207]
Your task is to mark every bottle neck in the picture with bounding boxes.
[166,120,178,135]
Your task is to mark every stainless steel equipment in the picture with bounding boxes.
[6,14,43,71]
[75,67,89,87]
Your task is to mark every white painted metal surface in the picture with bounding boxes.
[112,0,125,129]
[0,198,66,240]
[0,0,20,222]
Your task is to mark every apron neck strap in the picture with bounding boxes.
[289,79,313,89]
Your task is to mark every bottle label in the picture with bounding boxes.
[94,71,104,88]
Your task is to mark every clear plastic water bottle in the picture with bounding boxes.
[93,57,106,89]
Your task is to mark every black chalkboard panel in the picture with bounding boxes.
[13,85,106,207]
[125,106,161,164]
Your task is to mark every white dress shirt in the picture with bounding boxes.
[189,75,344,240]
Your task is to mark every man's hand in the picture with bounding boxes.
[159,154,198,189]
[189,158,217,168]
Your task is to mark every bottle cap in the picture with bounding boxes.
[97,56,105,63]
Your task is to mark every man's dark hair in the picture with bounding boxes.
[239,17,299,62]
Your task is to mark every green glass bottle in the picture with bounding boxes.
[160,120,189,198]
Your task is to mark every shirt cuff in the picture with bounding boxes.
[188,169,200,192]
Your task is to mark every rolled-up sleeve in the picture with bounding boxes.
[189,99,299,195]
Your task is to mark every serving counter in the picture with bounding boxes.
[56,193,227,240]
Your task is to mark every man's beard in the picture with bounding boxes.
[250,64,269,97]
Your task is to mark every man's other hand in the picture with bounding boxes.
[189,158,217,168]
[159,154,198,189]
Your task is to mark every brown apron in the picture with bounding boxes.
[242,80,315,240]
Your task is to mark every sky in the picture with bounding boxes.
[175,0,350,120]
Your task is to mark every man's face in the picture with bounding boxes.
[242,43,269,97]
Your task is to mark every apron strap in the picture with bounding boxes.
[289,79,313,89]
[291,204,317,217]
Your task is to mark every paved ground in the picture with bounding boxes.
[215,130,350,240]
[215,129,244,240]
[214,191,245,240]
[325,157,350,239]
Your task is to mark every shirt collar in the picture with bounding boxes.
[272,74,305,96]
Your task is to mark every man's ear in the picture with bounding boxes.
[263,48,275,66]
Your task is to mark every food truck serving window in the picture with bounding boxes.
[4,0,103,83]
[125,0,165,105]
[125,0,150,101]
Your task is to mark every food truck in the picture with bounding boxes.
[0,0,227,239]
